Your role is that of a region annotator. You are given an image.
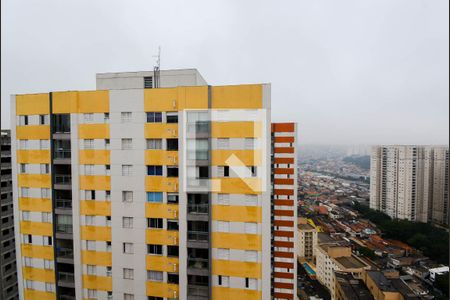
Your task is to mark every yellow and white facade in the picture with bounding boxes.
[11,69,277,300]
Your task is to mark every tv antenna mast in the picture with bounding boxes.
[153,46,161,88]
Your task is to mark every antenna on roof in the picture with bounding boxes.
[153,46,161,88]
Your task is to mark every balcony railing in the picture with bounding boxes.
[56,224,73,234]
[58,271,75,283]
[187,285,209,298]
[55,199,72,209]
[188,258,209,269]
[188,204,209,214]
[54,150,71,159]
[57,247,74,259]
[59,296,75,300]
[187,231,209,242]
[54,175,72,185]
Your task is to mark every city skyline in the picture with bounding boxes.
[1,0,449,145]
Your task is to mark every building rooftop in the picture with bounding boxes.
[367,271,397,292]
[298,223,315,230]
[335,272,374,300]
[335,256,367,269]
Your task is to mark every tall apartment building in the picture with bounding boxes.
[10,69,297,300]
[1,130,19,299]
[297,223,317,263]
[370,145,449,225]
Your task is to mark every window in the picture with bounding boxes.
[23,234,32,244]
[41,188,50,198]
[84,139,94,149]
[22,211,30,221]
[105,139,110,149]
[123,268,134,279]
[245,250,258,262]
[86,265,96,275]
[121,112,132,123]
[245,138,255,149]
[167,139,178,151]
[245,222,258,234]
[122,191,133,203]
[106,241,112,252]
[45,283,54,292]
[85,164,94,175]
[107,291,113,300]
[146,112,162,123]
[167,193,179,204]
[122,165,133,176]
[104,113,110,123]
[217,221,229,232]
[217,194,230,205]
[44,259,53,270]
[250,166,257,177]
[218,275,229,287]
[147,192,163,203]
[148,218,163,228]
[105,165,111,175]
[85,190,96,200]
[218,166,230,177]
[86,240,96,251]
[124,294,134,300]
[147,166,163,176]
[106,266,112,277]
[167,246,179,257]
[20,164,26,173]
[123,243,134,254]
[106,216,111,227]
[25,280,33,289]
[218,138,230,149]
[146,139,162,149]
[121,138,132,150]
[245,195,257,206]
[43,236,52,246]
[123,217,133,229]
[21,187,29,197]
[40,139,49,149]
[84,113,94,122]
[87,289,97,299]
[147,244,163,255]
[19,139,28,149]
[144,76,153,88]
[105,190,111,201]
[147,271,163,282]
[246,278,257,290]
[166,112,178,123]
[42,212,51,223]
[40,164,50,174]
[167,220,179,231]
[85,215,95,226]
[24,257,32,267]
[167,167,178,177]
[168,273,179,284]
[218,248,230,260]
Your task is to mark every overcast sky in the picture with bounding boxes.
[1,0,448,145]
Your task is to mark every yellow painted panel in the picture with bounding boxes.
[78,124,110,139]
[211,85,263,109]
[146,281,179,298]
[145,177,178,192]
[21,244,54,260]
[79,150,110,165]
[23,267,55,283]
[24,289,56,300]
[80,226,111,241]
[146,255,179,273]
[52,91,77,113]
[212,205,261,222]
[78,91,109,113]
[212,232,261,251]
[178,86,209,110]
[82,275,112,291]
[211,178,261,194]
[81,250,112,266]
[144,88,178,111]
[212,260,261,278]
[17,150,51,164]
[145,203,178,219]
[212,287,261,300]
[80,201,111,216]
[19,197,52,212]
[18,174,51,188]
[211,122,262,138]
[20,221,52,236]
[16,125,50,139]
[145,150,178,166]
[144,123,178,139]
[79,175,111,191]
[211,150,261,166]
[16,94,50,115]
[146,229,178,245]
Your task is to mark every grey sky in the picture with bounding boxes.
[1,0,448,145]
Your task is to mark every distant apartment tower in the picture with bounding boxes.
[271,123,298,300]
[297,223,317,263]
[370,145,449,225]
[1,130,19,299]
[11,69,297,300]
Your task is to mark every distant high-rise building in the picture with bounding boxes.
[10,69,297,300]
[1,130,19,299]
[370,145,449,225]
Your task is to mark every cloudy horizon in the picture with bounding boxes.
[1,0,449,145]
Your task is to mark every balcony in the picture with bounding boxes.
[55,199,72,210]
[54,175,72,190]
[188,204,209,214]
[57,247,74,264]
[54,150,71,165]
[187,285,209,299]
[58,271,75,288]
